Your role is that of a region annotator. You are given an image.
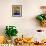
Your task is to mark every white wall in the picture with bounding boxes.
[0,0,46,39]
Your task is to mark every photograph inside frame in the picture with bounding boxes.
[12,5,22,17]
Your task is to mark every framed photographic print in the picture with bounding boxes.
[12,5,22,17]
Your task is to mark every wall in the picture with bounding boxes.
[0,0,46,40]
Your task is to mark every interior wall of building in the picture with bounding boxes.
[0,0,46,38]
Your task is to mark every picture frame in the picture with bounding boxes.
[12,5,22,17]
